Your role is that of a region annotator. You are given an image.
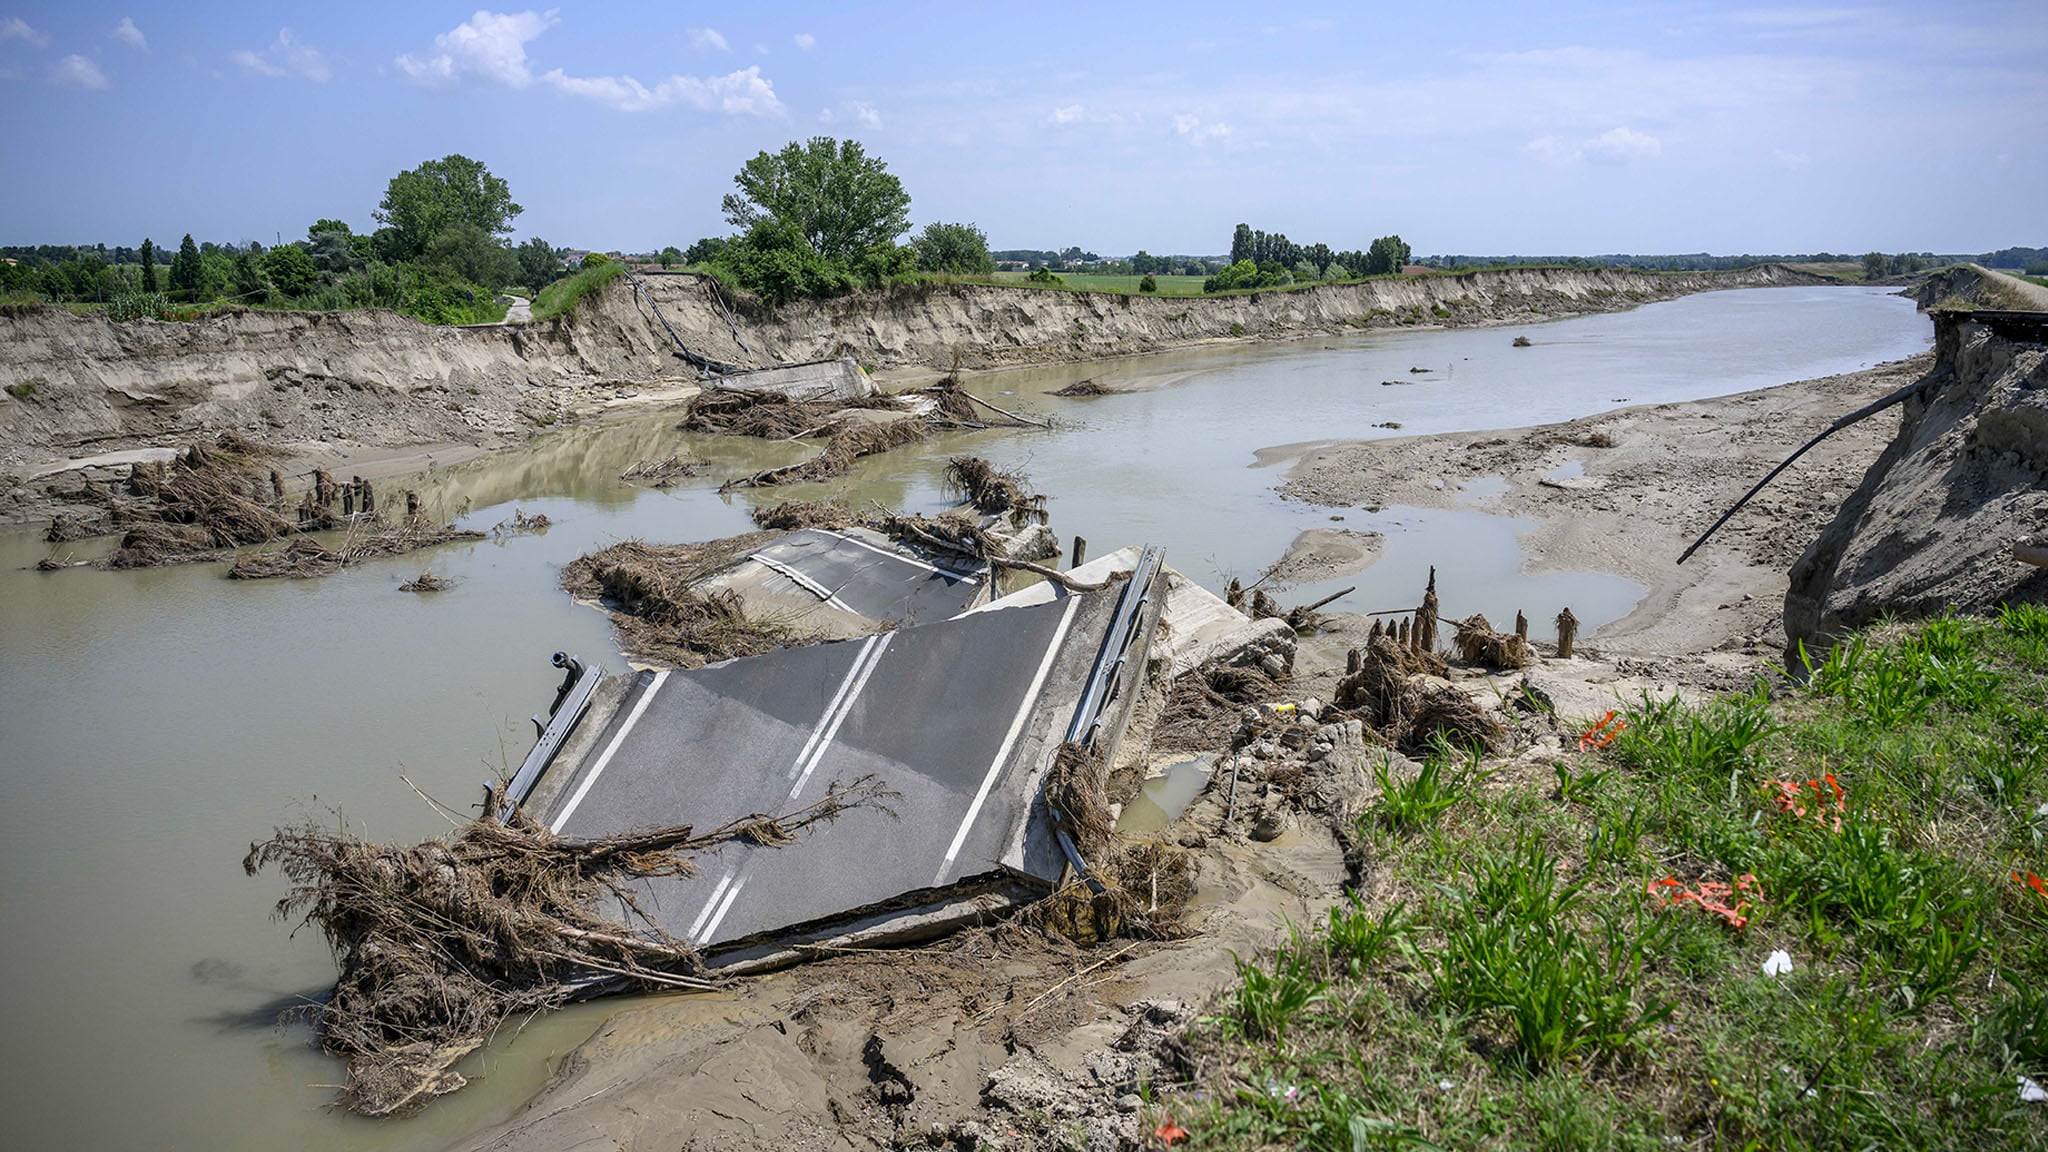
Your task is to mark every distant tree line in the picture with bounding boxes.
[1,154,572,325]
[1195,224,1411,293]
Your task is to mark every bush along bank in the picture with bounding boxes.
[1167,607,2048,1150]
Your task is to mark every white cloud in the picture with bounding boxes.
[112,17,146,50]
[397,8,557,86]
[688,27,729,52]
[232,29,332,82]
[1773,147,1813,170]
[396,11,778,115]
[851,101,880,129]
[1525,125,1662,164]
[2,16,49,48]
[1581,126,1662,162]
[794,32,816,51]
[53,54,109,89]
[543,64,781,115]
[1173,113,1231,145]
[1049,103,1086,125]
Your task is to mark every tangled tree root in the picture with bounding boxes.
[1030,743,1193,942]
[1452,612,1533,670]
[243,777,897,1117]
[1051,379,1111,397]
[680,386,901,440]
[724,418,934,489]
[1333,633,1496,753]
[227,517,486,580]
[944,456,1047,521]
[561,536,815,668]
[619,455,704,487]
[1153,661,1291,753]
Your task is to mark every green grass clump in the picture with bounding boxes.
[1174,611,2048,1150]
[532,260,624,321]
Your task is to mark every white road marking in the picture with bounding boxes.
[933,596,1081,886]
[818,529,982,581]
[686,870,735,939]
[549,670,670,833]
[699,875,748,943]
[748,552,859,613]
[789,632,893,799]
[787,635,879,780]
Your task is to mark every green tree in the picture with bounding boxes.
[169,234,203,296]
[684,236,730,265]
[233,250,270,298]
[1139,274,1158,293]
[516,237,559,293]
[721,137,911,263]
[1364,235,1412,276]
[1230,223,1254,266]
[910,221,995,275]
[262,244,319,296]
[139,238,157,292]
[711,218,856,305]
[308,218,353,241]
[1861,252,1888,279]
[1306,242,1335,277]
[658,245,683,269]
[426,223,518,292]
[374,154,523,261]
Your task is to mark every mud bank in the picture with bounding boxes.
[1787,309,2047,658]
[0,264,1820,514]
[1281,354,1936,660]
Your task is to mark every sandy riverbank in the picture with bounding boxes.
[1280,352,1936,661]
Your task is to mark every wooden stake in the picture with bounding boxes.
[1418,566,1440,654]
[1556,607,1579,659]
[1515,611,1528,640]
[1071,535,1088,569]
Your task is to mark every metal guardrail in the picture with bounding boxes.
[497,653,604,822]
[1052,545,1164,881]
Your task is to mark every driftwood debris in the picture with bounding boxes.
[1451,612,1534,670]
[944,456,1047,521]
[244,777,896,1117]
[1556,607,1579,659]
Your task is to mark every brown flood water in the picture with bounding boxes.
[0,286,1927,1149]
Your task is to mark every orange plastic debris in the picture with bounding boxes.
[1647,873,1759,930]
[1578,711,1628,752]
[1765,774,1845,832]
[2015,871,2048,905]
[1154,1118,1189,1146]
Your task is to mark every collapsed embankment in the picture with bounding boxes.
[1785,307,2048,658]
[0,263,1821,492]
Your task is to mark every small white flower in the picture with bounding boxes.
[1437,1080,1454,1092]
[1761,950,1794,978]
[2021,1076,2047,1103]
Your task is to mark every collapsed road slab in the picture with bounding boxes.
[512,557,1162,967]
[698,527,991,638]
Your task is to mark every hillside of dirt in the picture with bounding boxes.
[0,264,1822,518]
[1786,309,2048,659]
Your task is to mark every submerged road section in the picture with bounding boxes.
[521,585,1127,962]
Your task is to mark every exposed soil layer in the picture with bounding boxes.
[1,264,1820,525]
[1281,354,1936,659]
[1786,311,2047,659]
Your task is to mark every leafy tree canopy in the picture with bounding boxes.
[262,244,319,297]
[375,154,523,261]
[721,137,911,263]
[911,221,994,275]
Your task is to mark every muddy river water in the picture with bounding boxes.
[0,285,1927,1149]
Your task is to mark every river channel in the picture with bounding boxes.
[0,284,1928,1150]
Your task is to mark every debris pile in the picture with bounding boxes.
[724,418,934,489]
[945,455,1047,521]
[92,435,299,566]
[680,386,901,440]
[242,779,894,1117]
[1036,742,1194,942]
[562,536,819,667]
[1451,612,1533,670]
[1334,631,1498,753]
[750,499,857,530]
[1051,379,1112,397]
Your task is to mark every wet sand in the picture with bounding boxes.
[1281,353,1935,659]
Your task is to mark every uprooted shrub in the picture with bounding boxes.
[243,777,896,1116]
[1030,742,1194,942]
[562,536,819,667]
[945,455,1047,521]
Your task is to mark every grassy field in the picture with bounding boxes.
[1170,607,2048,1150]
[531,260,624,321]
[1784,262,1871,283]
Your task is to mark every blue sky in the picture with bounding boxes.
[1,2,2042,256]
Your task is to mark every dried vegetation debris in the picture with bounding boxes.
[561,534,819,668]
[242,778,896,1117]
[679,386,902,440]
[945,455,1047,521]
[618,454,704,487]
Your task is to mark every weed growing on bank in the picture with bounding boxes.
[1174,607,2048,1149]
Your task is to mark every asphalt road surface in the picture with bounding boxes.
[538,587,1117,952]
